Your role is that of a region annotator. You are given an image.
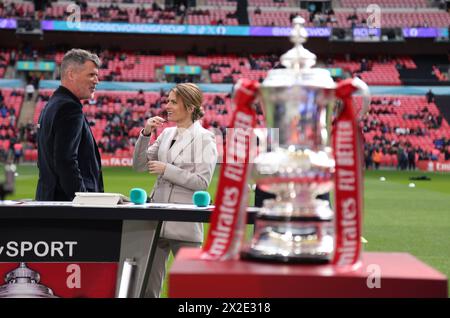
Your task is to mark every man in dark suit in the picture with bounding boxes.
[36,49,104,201]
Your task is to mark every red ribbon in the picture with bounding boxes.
[331,78,363,267]
[201,79,259,260]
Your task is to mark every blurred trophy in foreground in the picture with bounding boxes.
[203,17,369,267]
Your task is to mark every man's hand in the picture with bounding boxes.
[148,161,166,175]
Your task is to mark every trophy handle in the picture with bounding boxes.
[351,77,370,118]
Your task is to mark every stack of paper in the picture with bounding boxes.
[72,192,131,207]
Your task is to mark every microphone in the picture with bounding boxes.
[130,188,147,205]
[192,191,211,207]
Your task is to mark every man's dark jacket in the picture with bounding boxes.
[36,86,104,201]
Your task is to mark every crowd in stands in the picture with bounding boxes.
[203,54,279,84]
[4,50,282,84]
[365,136,450,170]
[1,84,449,169]
[1,44,450,169]
[0,52,10,79]
[3,47,429,87]
[361,95,450,170]
[6,85,441,170]
[1,46,56,65]
[1,0,449,28]
[55,50,176,82]
[0,1,34,19]
[328,55,417,86]
[27,86,269,161]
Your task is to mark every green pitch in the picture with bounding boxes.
[3,165,449,297]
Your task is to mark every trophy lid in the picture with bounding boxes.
[262,16,335,89]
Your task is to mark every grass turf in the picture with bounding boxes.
[2,165,449,297]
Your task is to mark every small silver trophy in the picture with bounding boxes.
[0,263,58,298]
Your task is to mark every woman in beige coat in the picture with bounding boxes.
[133,83,218,297]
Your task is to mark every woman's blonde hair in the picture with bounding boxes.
[170,83,204,122]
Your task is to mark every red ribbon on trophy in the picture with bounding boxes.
[201,79,259,260]
[331,78,364,267]
[202,78,365,266]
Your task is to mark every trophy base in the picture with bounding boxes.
[241,222,334,265]
[240,248,330,264]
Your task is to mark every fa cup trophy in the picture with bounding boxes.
[203,17,369,267]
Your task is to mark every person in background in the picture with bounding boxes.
[372,148,382,170]
[426,89,435,104]
[25,82,34,101]
[408,147,416,170]
[13,142,23,164]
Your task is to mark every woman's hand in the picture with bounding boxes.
[147,161,166,175]
[143,116,165,135]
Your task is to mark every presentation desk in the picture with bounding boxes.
[169,249,448,298]
[0,202,258,298]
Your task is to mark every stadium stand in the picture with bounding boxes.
[20,50,422,86]
[0,0,449,169]
[358,95,450,168]
[340,0,429,8]
[2,0,449,28]
[30,87,265,159]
